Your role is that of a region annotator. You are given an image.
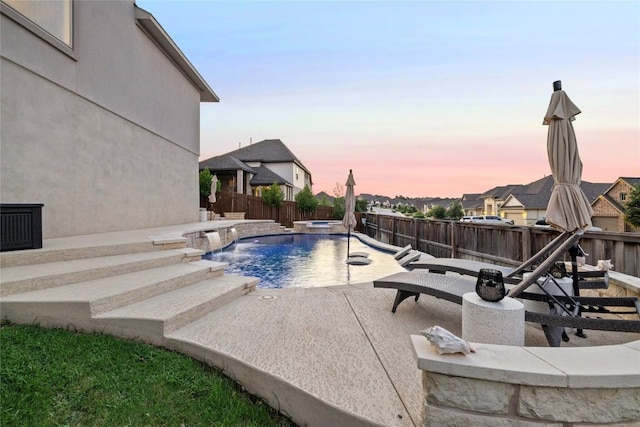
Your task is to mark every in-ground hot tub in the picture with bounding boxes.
[293,220,346,234]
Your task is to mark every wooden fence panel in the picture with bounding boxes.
[394,217,416,248]
[362,213,640,276]
[421,220,452,258]
[578,232,640,277]
[211,192,333,228]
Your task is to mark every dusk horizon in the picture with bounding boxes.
[138,0,640,198]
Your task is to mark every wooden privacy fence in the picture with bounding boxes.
[363,213,640,277]
[210,192,334,228]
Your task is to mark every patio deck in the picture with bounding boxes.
[1,222,638,426]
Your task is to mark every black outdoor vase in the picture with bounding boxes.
[475,268,507,302]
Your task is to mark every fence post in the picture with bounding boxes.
[451,221,457,258]
[414,218,419,249]
[392,217,397,246]
[521,226,531,263]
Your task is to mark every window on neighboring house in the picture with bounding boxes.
[620,193,627,201]
[2,0,73,48]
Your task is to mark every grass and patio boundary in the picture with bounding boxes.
[0,324,295,427]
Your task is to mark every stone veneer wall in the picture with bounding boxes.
[423,371,639,426]
[183,221,286,253]
[412,336,640,426]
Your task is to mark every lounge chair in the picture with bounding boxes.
[373,270,640,347]
[394,244,413,260]
[409,232,608,290]
[409,257,608,289]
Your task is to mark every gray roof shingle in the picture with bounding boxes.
[249,166,291,186]
[503,175,610,209]
[225,139,310,173]
[199,155,256,173]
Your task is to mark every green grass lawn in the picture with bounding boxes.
[0,324,295,426]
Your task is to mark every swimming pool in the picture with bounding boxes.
[203,234,408,289]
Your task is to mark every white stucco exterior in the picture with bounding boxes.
[1,1,217,238]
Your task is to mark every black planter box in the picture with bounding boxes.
[1,204,44,252]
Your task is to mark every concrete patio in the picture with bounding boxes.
[1,221,638,427]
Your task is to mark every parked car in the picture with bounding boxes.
[460,216,473,222]
[469,215,514,225]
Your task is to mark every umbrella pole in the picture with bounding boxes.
[347,227,351,259]
[569,244,586,338]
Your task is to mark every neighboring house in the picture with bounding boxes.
[591,177,640,232]
[461,193,484,216]
[499,176,609,226]
[0,1,218,238]
[315,191,334,205]
[199,139,312,201]
[480,184,524,217]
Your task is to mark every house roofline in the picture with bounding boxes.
[593,193,625,214]
[135,6,219,102]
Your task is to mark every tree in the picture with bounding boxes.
[320,194,330,206]
[428,205,447,219]
[332,197,345,220]
[262,181,284,208]
[446,202,465,220]
[295,185,318,214]
[333,182,344,198]
[624,185,640,228]
[199,168,213,199]
[355,198,368,212]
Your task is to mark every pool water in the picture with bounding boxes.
[203,234,407,289]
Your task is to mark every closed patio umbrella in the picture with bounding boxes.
[342,169,357,260]
[544,81,593,232]
[543,80,594,340]
[208,174,218,208]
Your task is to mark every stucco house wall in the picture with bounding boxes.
[1,1,216,238]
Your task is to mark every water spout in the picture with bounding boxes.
[206,232,222,253]
[230,227,238,244]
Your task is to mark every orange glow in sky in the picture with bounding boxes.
[139,0,640,198]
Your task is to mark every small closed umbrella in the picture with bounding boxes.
[543,80,593,340]
[208,174,218,207]
[342,169,357,260]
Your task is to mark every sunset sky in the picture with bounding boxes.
[137,0,639,198]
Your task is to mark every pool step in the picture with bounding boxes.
[94,274,259,344]
[0,260,229,327]
[0,248,204,297]
[0,235,188,268]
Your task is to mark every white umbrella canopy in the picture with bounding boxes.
[208,174,218,205]
[543,81,593,232]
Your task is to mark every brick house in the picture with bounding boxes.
[591,177,640,232]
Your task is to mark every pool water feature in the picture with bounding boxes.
[203,234,408,289]
[292,220,345,234]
